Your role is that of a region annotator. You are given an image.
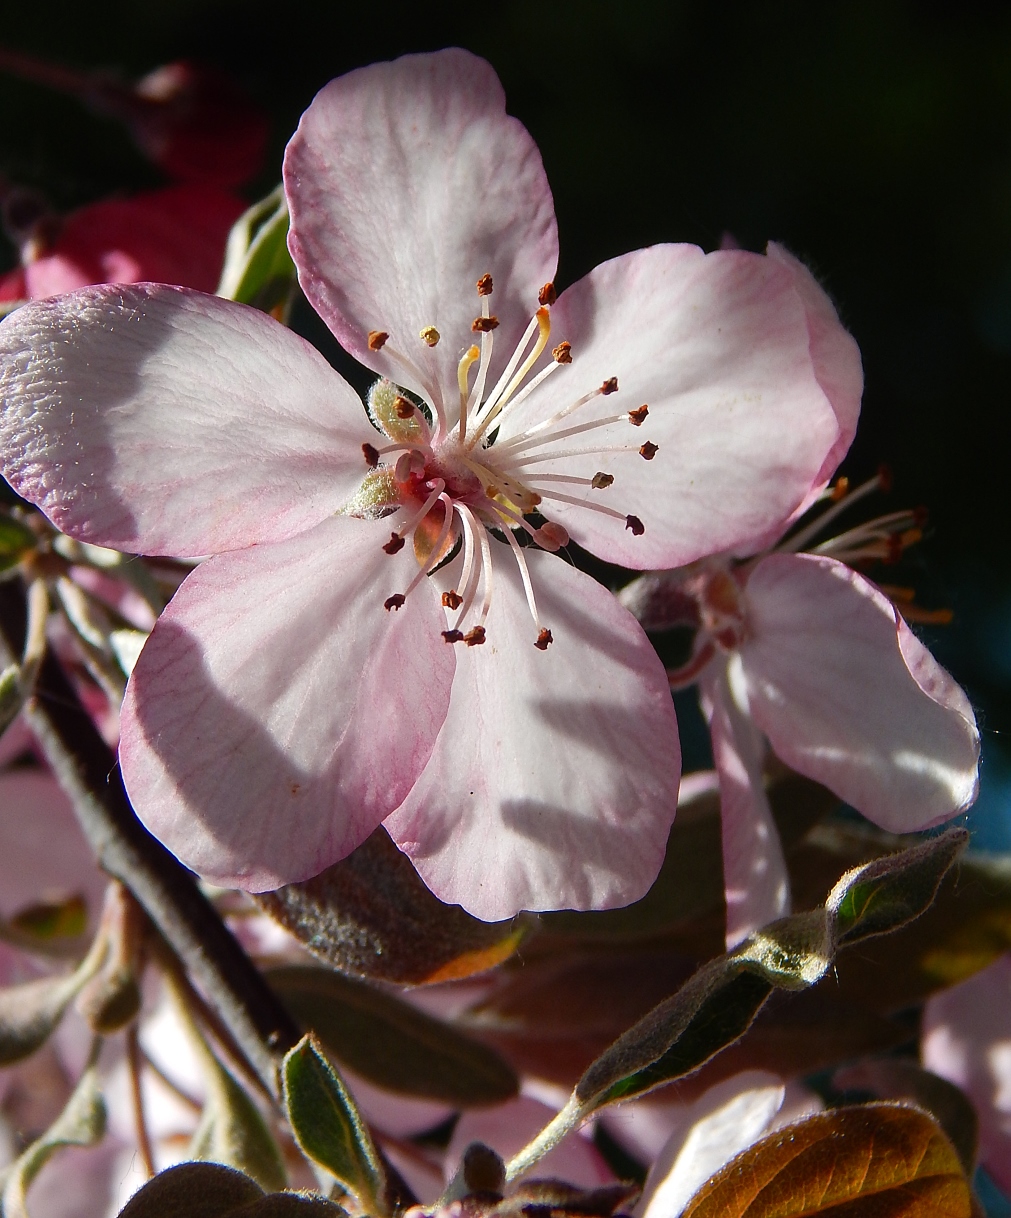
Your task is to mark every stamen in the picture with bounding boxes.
[473,307,552,439]
[457,344,481,441]
[502,524,547,643]
[362,443,379,468]
[464,626,487,646]
[493,440,647,469]
[535,628,553,650]
[538,282,557,306]
[600,377,619,395]
[552,341,572,364]
[477,313,540,421]
[368,330,389,350]
[809,509,919,559]
[442,590,463,610]
[666,639,718,690]
[778,470,890,554]
[626,515,645,535]
[452,504,481,628]
[389,478,447,543]
[395,396,416,419]
[639,441,659,461]
[382,533,405,555]
[400,495,455,599]
[592,472,614,489]
[419,326,441,347]
[477,273,494,296]
[378,341,446,440]
[628,405,649,426]
[466,291,496,418]
[472,315,499,333]
[521,472,609,488]
[473,354,566,441]
[384,594,405,611]
[533,486,637,523]
[493,402,635,457]
[442,629,465,643]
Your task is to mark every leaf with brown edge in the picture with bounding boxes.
[255,827,527,985]
[680,1103,971,1218]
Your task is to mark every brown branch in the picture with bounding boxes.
[0,580,300,1099]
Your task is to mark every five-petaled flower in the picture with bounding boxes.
[0,49,861,919]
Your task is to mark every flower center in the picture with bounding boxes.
[353,273,660,648]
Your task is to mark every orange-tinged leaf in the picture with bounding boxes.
[681,1103,971,1218]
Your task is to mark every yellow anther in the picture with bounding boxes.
[419,326,441,347]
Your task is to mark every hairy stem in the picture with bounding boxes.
[0,579,300,1100]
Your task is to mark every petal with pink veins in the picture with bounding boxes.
[0,285,377,557]
[494,245,843,570]
[284,48,558,409]
[740,553,979,830]
[384,547,680,920]
[119,516,455,891]
[699,659,790,949]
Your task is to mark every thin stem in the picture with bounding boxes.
[0,579,301,1102]
[126,1024,156,1179]
[504,1095,585,1183]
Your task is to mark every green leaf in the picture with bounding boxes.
[0,972,89,1065]
[268,965,517,1106]
[680,1103,971,1218]
[828,828,968,944]
[0,515,36,573]
[257,826,527,985]
[116,1162,343,1218]
[1,1062,106,1218]
[282,1035,386,1213]
[216,186,297,317]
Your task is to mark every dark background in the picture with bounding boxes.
[1,0,1008,840]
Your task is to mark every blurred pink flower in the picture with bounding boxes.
[0,49,857,918]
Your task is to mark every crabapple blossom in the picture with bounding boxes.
[0,49,860,918]
[621,485,980,947]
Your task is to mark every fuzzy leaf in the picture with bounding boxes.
[216,186,296,316]
[256,826,526,985]
[268,965,517,1106]
[1,1063,106,1218]
[680,1103,971,1218]
[0,973,87,1065]
[116,1162,342,1218]
[282,1034,385,1212]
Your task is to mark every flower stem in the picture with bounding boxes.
[0,579,301,1101]
[503,1094,585,1183]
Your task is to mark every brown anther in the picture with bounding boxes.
[552,341,572,364]
[885,536,902,564]
[476,273,494,296]
[383,533,405,555]
[535,628,553,650]
[639,441,659,461]
[900,527,923,549]
[878,463,894,493]
[538,282,557,306]
[368,330,389,351]
[628,404,649,426]
[384,594,406,611]
[442,629,465,643]
[442,590,463,610]
[419,326,441,347]
[601,376,619,395]
[830,476,850,502]
[464,626,487,646]
[394,396,415,419]
[486,485,500,499]
[472,315,500,333]
[625,515,645,536]
[362,442,379,468]
[913,505,929,527]
[591,472,614,489]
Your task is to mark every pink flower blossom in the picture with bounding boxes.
[922,954,1011,1194]
[623,497,980,947]
[0,50,858,918]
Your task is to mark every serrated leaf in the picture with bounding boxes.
[116,1161,343,1218]
[282,1035,386,1213]
[679,1103,971,1218]
[256,826,526,985]
[828,829,968,944]
[1,1062,106,1218]
[268,965,517,1106]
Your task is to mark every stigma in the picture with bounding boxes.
[355,273,658,648]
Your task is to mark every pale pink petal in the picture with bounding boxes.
[494,245,843,569]
[740,553,979,831]
[763,243,862,516]
[384,547,680,920]
[284,48,557,407]
[447,1096,613,1189]
[345,1068,453,1139]
[0,285,377,557]
[639,1071,785,1218]
[119,516,456,890]
[0,770,107,930]
[922,954,1011,1192]
[699,659,790,950]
